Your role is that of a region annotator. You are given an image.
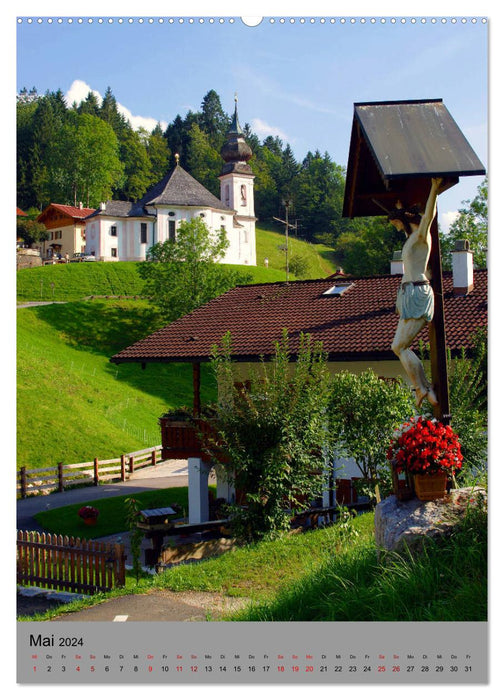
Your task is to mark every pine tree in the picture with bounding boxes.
[146,124,171,184]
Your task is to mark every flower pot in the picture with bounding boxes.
[413,473,448,501]
[83,517,98,526]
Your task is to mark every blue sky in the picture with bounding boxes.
[15,12,488,230]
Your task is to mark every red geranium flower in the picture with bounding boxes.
[388,416,463,476]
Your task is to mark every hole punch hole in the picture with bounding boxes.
[241,17,263,27]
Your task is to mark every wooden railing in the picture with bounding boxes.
[17,445,162,499]
[17,530,126,594]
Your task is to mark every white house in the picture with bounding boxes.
[84,99,256,266]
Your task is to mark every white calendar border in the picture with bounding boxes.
[5,2,501,697]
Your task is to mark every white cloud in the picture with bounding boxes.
[64,79,168,132]
[65,79,101,107]
[441,211,460,232]
[251,117,288,141]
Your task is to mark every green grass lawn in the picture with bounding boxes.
[255,224,339,279]
[33,487,192,538]
[17,299,217,468]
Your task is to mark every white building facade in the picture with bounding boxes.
[84,101,256,266]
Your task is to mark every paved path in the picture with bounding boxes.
[16,459,191,532]
[46,590,250,622]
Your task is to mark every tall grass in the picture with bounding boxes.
[230,501,487,622]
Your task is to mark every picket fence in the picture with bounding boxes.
[17,530,126,594]
[17,445,162,499]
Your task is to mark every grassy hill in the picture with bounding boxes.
[17,299,217,469]
[17,226,338,302]
[16,228,339,468]
[256,224,338,279]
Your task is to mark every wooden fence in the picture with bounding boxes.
[17,445,163,499]
[17,530,126,594]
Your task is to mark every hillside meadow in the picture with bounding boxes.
[17,229,338,469]
[17,299,217,468]
[17,226,339,301]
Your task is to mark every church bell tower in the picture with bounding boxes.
[219,96,256,265]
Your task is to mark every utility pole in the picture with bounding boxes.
[273,198,293,282]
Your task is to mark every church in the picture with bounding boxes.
[83,99,256,266]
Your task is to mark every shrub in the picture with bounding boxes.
[208,330,334,542]
[328,370,415,501]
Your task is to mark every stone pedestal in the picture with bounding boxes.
[374,487,486,554]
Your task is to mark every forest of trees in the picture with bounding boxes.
[17,86,485,276]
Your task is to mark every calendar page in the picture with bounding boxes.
[14,6,490,690]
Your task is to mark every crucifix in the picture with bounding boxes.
[342,99,485,424]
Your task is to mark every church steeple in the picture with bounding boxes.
[220,95,253,174]
[218,95,256,266]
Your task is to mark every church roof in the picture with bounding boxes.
[85,164,235,220]
[86,201,134,219]
[129,164,234,216]
[111,270,487,365]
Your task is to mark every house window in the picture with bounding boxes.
[168,220,176,241]
[110,225,117,236]
[140,223,147,244]
[111,248,118,258]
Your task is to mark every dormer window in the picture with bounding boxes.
[322,283,354,297]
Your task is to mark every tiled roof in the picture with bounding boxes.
[42,203,97,220]
[129,164,234,216]
[111,270,487,364]
[85,201,134,219]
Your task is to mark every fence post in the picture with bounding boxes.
[94,458,99,486]
[20,467,27,499]
[121,455,126,481]
[129,456,134,474]
[58,462,64,492]
[151,449,157,466]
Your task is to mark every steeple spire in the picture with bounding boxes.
[228,93,244,135]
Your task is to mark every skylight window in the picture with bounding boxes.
[322,283,354,297]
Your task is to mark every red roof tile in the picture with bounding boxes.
[39,203,97,220]
[111,270,487,364]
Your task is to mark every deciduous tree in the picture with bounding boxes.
[138,218,251,323]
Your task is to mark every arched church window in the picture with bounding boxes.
[240,184,247,205]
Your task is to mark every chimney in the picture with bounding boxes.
[390,250,404,275]
[100,202,106,211]
[452,239,474,295]
[79,201,83,209]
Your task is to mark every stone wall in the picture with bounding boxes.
[17,249,42,269]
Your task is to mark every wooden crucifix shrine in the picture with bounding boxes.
[343,99,485,423]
